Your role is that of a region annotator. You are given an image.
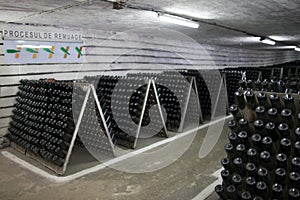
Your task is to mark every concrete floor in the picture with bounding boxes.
[0,119,230,200]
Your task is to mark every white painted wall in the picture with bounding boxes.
[0,24,299,136]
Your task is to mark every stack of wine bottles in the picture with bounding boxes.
[216,90,300,199]
[71,79,116,156]
[86,74,175,149]
[238,76,300,94]
[8,79,75,167]
[179,69,227,119]
[84,75,135,149]
[222,69,243,108]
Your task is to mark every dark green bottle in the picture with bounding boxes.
[283,94,296,114]
[269,93,282,112]
[245,90,257,110]
[229,104,244,121]
[256,91,271,109]
[235,91,246,110]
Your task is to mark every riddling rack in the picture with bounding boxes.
[8,71,219,174]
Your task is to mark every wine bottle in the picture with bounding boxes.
[262,136,276,156]
[260,151,275,171]
[276,153,288,169]
[225,143,235,161]
[228,120,239,132]
[291,157,300,173]
[295,128,300,142]
[289,171,300,190]
[281,108,294,129]
[283,94,296,114]
[261,79,268,91]
[232,174,243,192]
[265,122,280,145]
[236,144,247,162]
[257,167,272,185]
[240,191,252,200]
[256,181,269,199]
[238,131,251,149]
[275,168,287,186]
[247,148,259,165]
[268,107,281,125]
[221,169,231,187]
[294,141,300,157]
[251,134,263,153]
[277,79,285,93]
[278,123,291,140]
[239,118,253,135]
[255,106,268,122]
[253,120,267,137]
[226,185,239,200]
[245,176,257,194]
[221,157,232,173]
[254,79,262,91]
[271,183,284,199]
[233,157,246,177]
[229,104,244,121]
[247,79,254,90]
[228,132,239,147]
[245,90,257,110]
[280,138,292,158]
[245,162,258,178]
[215,184,227,200]
[269,93,282,112]
[256,92,271,109]
[235,91,246,110]
[288,188,300,200]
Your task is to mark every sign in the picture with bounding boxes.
[4,40,83,64]
[3,29,82,42]
[3,29,84,64]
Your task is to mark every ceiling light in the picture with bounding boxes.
[269,35,295,41]
[260,38,276,45]
[164,8,217,19]
[157,13,199,28]
[295,47,300,52]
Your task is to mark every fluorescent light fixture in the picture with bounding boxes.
[164,8,217,19]
[157,13,199,28]
[260,38,276,45]
[295,47,300,52]
[17,44,52,48]
[269,35,294,41]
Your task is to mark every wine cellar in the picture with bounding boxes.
[0,1,300,200]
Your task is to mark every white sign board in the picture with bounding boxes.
[3,29,84,64]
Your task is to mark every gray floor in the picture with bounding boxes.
[0,119,230,200]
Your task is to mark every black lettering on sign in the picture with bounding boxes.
[14,31,19,37]
[3,30,8,37]
[25,31,29,38]
[20,31,24,37]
